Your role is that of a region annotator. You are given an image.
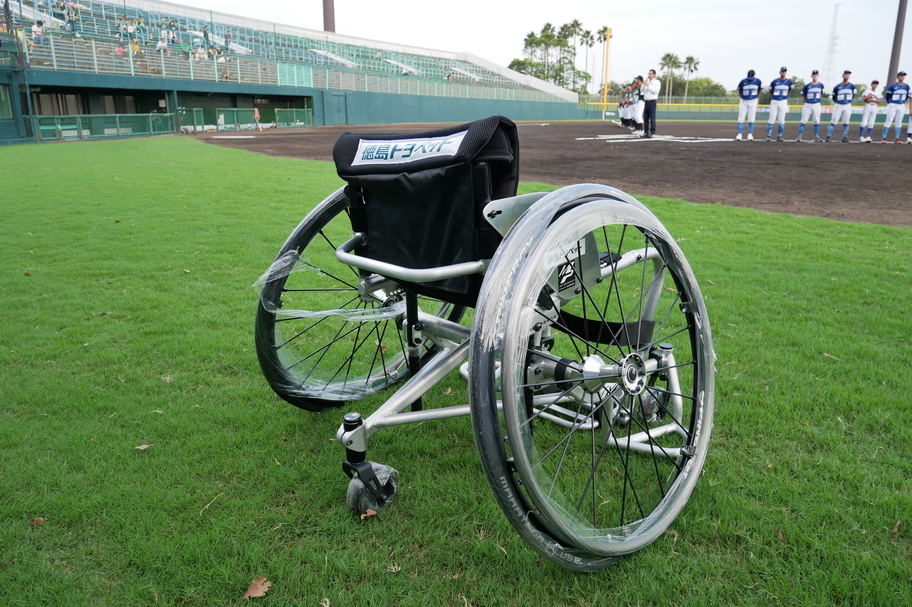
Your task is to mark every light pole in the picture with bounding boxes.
[601,27,612,108]
[888,0,907,82]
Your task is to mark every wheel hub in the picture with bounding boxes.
[620,353,647,395]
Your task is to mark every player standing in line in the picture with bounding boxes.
[858,80,882,142]
[826,70,856,142]
[616,84,631,129]
[766,66,793,141]
[882,71,910,143]
[735,69,761,141]
[633,75,646,136]
[795,69,824,142]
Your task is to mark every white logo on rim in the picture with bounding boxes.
[352,131,467,166]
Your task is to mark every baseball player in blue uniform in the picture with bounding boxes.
[735,69,761,140]
[766,66,793,141]
[796,69,824,142]
[859,80,882,142]
[826,70,856,142]
[882,71,910,143]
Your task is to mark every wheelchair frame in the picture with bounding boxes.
[254,137,715,572]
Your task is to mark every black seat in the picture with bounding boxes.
[332,115,519,307]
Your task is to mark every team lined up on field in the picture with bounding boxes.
[734,67,910,143]
[614,67,911,144]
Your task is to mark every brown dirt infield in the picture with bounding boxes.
[199,120,911,227]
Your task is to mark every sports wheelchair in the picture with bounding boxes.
[254,116,715,571]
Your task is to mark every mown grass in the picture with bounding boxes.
[1,136,910,606]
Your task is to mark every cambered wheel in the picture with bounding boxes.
[470,187,714,571]
[255,188,463,411]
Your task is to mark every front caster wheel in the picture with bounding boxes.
[345,462,399,515]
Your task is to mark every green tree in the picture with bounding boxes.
[683,56,700,102]
[660,53,682,102]
[684,77,729,98]
[510,21,591,93]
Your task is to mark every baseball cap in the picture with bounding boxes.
[843,69,851,74]
[899,71,908,76]
[872,79,879,84]
[780,66,787,71]
[747,69,755,77]
[811,69,819,74]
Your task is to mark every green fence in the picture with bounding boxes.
[215,108,263,131]
[177,108,205,133]
[31,113,176,141]
[274,108,313,128]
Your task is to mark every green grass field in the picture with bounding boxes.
[1,136,910,606]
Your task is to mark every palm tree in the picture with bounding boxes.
[597,26,610,98]
[660,53,681,102]
[539,23,557,75]
[568,18,583,61]
[581,30,594,93]
[683,56,700,103]
[558,23,575,87]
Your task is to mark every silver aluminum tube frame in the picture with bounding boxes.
[334,233,489,457]
[335,312,479,455]
[337,233,488,283]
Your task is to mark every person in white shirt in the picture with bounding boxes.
[642,69,661,138]
[29,20,50,53]
[858,80,882,143]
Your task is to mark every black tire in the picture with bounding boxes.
[470,185,714,571]
[255,188,463,411]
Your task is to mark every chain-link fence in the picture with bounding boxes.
[31,112,175,140]
[274,108,312,128]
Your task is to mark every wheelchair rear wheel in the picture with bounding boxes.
[255,188,463,411]
[470,187,714,571]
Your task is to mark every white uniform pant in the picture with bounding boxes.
[830,103,853,125]
[738,98,758,123]
[800,103,821,125]
[860,104,878,128]
[619,104,628,120]
[768,99,789,125]
[634,100,645,125]
[883,103,906,129]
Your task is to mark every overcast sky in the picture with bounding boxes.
[181,0,910,91]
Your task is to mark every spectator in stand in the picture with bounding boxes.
[201,25,211,48]
[216,47,230,79]
[156,36,171,56]
[168,19,178,43]
[52,1,66,21]
[194,45,208,61]
[116,16,127,38]
[136,17,147,41]
[29,20,50,53]
[66,4,81,38]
